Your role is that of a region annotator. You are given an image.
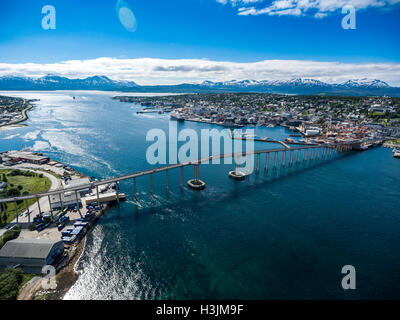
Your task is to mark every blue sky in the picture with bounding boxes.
[0,0,399,84]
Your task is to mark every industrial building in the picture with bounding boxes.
[3,150,50,165]
[0,239,64,273]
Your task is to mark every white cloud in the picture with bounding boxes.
[1,57,400,86]
[217,0,400,18]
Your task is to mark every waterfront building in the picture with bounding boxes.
[0,239,64,273]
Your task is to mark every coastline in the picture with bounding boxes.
[0,154,112,300]
[0,102,34,129]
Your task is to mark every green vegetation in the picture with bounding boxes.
[0,268,35,300]
[0,224,21,249]
[0,169,51,226]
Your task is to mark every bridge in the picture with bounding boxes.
[0,141,358,222]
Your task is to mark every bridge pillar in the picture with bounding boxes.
[296,149,300,165]
[116,182,120,205]
[133,177,138,201]
[59,193,64,210]
[256,154,260,173]
[180,166,184,190]
[264,153,270,172]
[150,173,154,199]
[25,199,30,223]
[273,152,278,170]
[15,200,18,224]
[166,169,169,193]
[281,151,286,167]
[75,190,82,218]
[48,195,52,216]
[188,164,206,190]
[96,185,100,207]
[289,150,294,166]
[37,197,42,216]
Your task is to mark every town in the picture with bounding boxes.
[0,95,36,127]
[114,93,400,151]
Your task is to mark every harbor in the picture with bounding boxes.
[0,91,399,300]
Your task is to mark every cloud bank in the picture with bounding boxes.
[216,0,400,18]
[1,57,400,86]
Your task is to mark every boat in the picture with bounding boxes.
[393,149,400,158]
[170,111,185,122]
[285,138,296,144]
[353,143,368,151]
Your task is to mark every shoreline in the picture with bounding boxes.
[0,154,113,300]
[0,102,34,129]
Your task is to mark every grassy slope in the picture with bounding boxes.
[0,169,51,224]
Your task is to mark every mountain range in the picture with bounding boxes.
[0,75,399,96]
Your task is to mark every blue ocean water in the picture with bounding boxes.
[0,91,399,300]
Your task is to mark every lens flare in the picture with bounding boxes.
[116,0,137,32]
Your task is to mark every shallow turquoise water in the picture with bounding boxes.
[0,91,399,299]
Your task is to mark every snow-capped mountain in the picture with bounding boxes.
[197,78,398,95]
[0,75,398,96]
[339,78,390,88]
[0,75,138,90]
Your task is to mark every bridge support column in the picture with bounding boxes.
[180,167,184,190]
[37,197,42,216]
[59,193,64,210]
[15,200,18,224]
[116,182,120,205]
[48,195,52,216]
[150,173,154,199]
[256,154,260,173]
[166,169,169,193]
[281,151,286,168]
[289,150,293,167]
[273,152,278,170]
[96,186,100,207]
[25,199,30,223]
[188,164,206,190]
[75,190,82,218]
[296,149,300,165]
[133,178,138,202]
[264,153,269,173]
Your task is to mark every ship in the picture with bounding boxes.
[170,111,185,122]
[353,143,369,151]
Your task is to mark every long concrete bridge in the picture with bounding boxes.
[0,142,356,222]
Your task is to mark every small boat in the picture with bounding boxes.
[393,149,400,158]
[354,143,368,151]
[285,138,296,144]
